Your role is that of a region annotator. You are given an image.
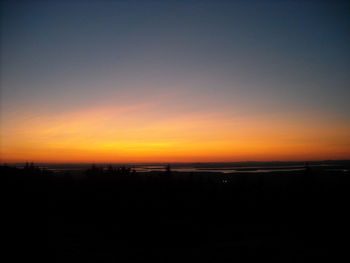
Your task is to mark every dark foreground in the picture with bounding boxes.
[3,163,350,262]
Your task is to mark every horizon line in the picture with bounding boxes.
[2,159,350,165]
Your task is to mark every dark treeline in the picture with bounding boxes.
[3,162,350,262]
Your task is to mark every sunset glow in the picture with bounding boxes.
[1,100,349,162]
[1,1,349,163]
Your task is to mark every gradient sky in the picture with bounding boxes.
[1,0,350,163]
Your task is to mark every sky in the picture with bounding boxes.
[1,0,349,163]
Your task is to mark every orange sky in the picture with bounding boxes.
[1,101,349,163]
[2,1,350,163]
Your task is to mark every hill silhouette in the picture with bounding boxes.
[3,161,350,262]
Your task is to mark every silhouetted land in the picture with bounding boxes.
[3,161,350,262]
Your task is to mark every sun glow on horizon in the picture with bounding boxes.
[1,101,349,163]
